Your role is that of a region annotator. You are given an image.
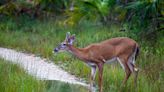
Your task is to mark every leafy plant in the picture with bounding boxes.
[33,0,70,13]
[64,0,115,26]
[125,0,163,39]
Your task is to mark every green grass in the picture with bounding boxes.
[0,58,46,92]
[0,58,88,92]
[0,16,164,92]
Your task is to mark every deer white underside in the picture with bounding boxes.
[86,50,137,72]
[86,57,126,70]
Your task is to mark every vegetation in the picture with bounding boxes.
[0,58,45,92]
[0,58,87,92]
[0,0,163,92]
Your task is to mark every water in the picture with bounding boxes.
[45,80,88,92]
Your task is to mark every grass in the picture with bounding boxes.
[0,58,88,92]
[0,16,164,92]
[0,58,45,92]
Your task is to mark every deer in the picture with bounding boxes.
[54,32,139,92]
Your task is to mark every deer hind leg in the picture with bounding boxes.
[117,58,131,86]
[133,66,139,87]
[127,52,139,86]
[128,55,139,86]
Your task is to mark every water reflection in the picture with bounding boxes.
[45,80,88,92]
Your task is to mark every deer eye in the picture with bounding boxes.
[63,43,66,46]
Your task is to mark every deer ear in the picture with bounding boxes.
[66,32,71,40]
[71,34,75,40]
[68,34,75,45]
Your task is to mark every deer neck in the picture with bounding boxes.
[67,45,86,61]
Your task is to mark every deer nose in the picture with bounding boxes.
[54,48,58,52]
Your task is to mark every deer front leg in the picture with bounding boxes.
[97,63,104,92]
[89,65,97,92]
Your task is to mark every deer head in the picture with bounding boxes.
[54,32,75,53]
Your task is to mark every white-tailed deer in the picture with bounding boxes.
[54,32,139,92]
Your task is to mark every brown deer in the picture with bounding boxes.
[54,32,139,92]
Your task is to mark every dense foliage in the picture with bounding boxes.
[0,0,163,36]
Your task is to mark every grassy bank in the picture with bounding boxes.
[0,58,46,92]
[0,58,88,92]
[0,17,164,92]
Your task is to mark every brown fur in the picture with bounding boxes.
[68,37,138,63]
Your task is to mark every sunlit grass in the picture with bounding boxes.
[0,17,163,92]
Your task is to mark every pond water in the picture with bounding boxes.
[45,80,88,92]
